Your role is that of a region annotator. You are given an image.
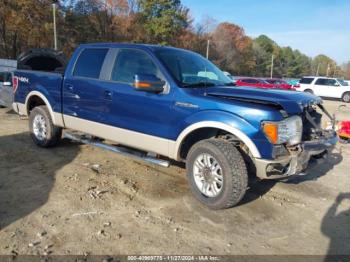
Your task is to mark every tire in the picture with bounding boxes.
[304,89,313,94]
[29,105,62,147]
[186,138,248,209]
[342,92,350,103]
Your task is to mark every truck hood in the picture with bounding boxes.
[205,86,322,114]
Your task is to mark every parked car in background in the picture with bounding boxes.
[264,78,295,90]
[0,71,13,108]
[235,78,276,89]
[284,78,300,86]
[223,71,236,84]
[298,76,350,102]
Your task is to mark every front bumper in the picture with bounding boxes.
[254,131,338,179]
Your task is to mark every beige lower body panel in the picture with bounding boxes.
[13,102,26,115]
[14,102,65,127]
[63,114,175,158]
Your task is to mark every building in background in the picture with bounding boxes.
[0,59,17,72]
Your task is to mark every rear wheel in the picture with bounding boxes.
[29,106,62,147]
[186,139,248,209]
[342,92,350,103]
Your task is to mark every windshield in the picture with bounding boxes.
[155,48,233,87]
[337,79,349,86]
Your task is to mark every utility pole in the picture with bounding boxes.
[270,54,274,78]
[206,39,210,59]
[52,2,57,50]
[326,64,330,77]
[316,63,320,76]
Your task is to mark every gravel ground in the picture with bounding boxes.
[0,100,349,256]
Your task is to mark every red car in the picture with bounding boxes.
[236,78,296,90]
[235,78,276,89]
[264,78,296,90]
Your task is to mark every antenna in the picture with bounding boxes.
[204,66,208,96]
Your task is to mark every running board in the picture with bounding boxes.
[63,132,170,168]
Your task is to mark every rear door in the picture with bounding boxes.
[0,72,14,108]
[299,77,314,91]
[62,48,109,123]
[313,78,336,97]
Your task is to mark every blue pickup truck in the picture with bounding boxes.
[12,43,337,209]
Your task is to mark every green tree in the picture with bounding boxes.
[312,54,338,77]
[137,0,189,44]
[252,35,277,77]
[342,61,350,80]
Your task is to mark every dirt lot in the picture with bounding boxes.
[0,100,349,256]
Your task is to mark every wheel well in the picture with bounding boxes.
[179,127,241,160]
[27,95,46,114]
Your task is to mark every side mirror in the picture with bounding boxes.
[2,81,12,87]
[133,74,165,93]
[334,82,340,86]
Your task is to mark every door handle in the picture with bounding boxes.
[66,84,74,91]
[104,90,112,99]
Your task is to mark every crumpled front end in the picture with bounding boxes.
[254,103,338,179]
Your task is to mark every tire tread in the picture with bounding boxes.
[187,138,248,209]
[29,105,62,147]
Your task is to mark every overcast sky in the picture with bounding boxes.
[182,0,350,64]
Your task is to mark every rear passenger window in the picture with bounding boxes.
[299,77,314,84]
[315,78,336,86]
[73,49,108,79]
[111,49,162,84]
[315,78,327,85]
[245,79,258,83]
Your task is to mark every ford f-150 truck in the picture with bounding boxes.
[12,43,337,209]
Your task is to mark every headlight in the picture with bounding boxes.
[262,116,303,145]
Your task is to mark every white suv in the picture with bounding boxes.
[298,76,350,103]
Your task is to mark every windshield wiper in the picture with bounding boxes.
[182,82,216,88]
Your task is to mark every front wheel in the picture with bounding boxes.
[29,106,62,147]
[342,92,350,103]
[186,139,248,209]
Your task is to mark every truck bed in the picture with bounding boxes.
[14,70,63,115]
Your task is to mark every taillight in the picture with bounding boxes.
[12,76,18,92]
[294,84,300,88]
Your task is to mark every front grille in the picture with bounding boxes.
[302,105,323,141]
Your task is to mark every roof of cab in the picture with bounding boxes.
[78,42,184,52]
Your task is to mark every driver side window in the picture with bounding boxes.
[111,49,163,85]
[327,79,337,86]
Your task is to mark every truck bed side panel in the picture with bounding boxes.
[14,70,63,114]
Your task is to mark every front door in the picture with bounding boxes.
[313,78,334,97]
[101,48,175,142]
